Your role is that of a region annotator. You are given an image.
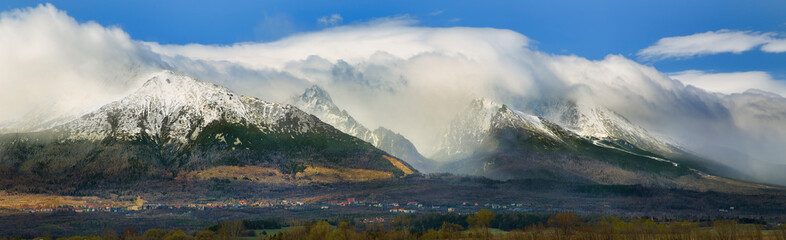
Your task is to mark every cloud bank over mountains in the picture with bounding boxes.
[0,4,164,130]
[670,70,786,97]
[2,4,786,183]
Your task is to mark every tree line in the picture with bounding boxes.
[3,211,786,240]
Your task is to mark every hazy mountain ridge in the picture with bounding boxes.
[291,85,378,145]
[371,127,432,172]
[430,98,503,161]
[291,85,432,172]
[428,98,767,191]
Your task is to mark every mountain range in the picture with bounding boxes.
[289,86,771,191]
[0,70,774,195]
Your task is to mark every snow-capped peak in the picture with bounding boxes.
[129,70,250,121]
[55,71,314,145]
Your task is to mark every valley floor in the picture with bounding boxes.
[2,174,786,236]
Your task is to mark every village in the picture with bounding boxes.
[16,197,543,217]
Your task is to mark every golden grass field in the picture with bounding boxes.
[383,155,415,175]
[0,191,117,212]
[176,165,395,185]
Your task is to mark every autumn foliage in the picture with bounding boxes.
[6,212,785,240]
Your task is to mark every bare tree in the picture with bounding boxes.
[219,220,244,240]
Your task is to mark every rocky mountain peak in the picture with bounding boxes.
[298,85,336,109]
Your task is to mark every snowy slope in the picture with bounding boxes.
[56,70,319,146]
[531,101,680,157]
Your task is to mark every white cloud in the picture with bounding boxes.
[148,18,527,71]
[669,70,786,96]
[317,14,343,26]
[638,30,786,60]
[0,4,162,131]
[638,30,776,60]
[429,10,444,16]
[761,39,786,53]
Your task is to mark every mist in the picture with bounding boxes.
[2,5,786,184]
[0,4,164,131]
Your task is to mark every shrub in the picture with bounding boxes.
[143,229,166,240]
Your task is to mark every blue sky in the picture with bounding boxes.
[3,0,786,78]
